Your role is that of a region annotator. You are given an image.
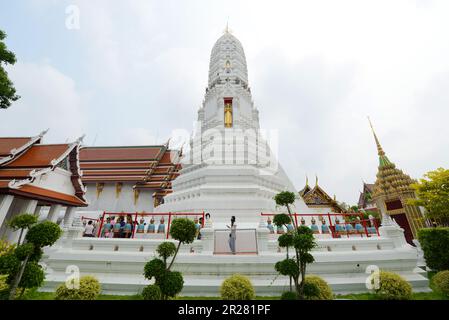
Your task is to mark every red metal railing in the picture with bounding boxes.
[260,212,380,238]
[96,211,205,239]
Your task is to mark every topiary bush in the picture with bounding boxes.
[157,242,176,264]
[142,284,162,300]
[303,275,333,300]
[55,275,101,300]
[143,258,166,280]
[418,228,449,271]
[220,274,255,300]
[280,291,297,300]
[275,259,299,278]
[169,218,196,245]
[373,271,412,300]
[158,271,184,298]
[432,270,449,297]
[273,214,291,228]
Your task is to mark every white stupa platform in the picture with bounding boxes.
[40,221,429,296]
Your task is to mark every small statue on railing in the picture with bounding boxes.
[354,217,365,235]
[335,218,347,235]
[146,217,155,234]
[321,218,330,234]
[267,217,275,234]
[276,224,285,234]
[157,217,166,234]
[310,217,320,234]
[136,218,146,238]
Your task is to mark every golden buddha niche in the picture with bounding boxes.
[224,102,233,128]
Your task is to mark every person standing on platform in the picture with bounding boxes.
[83,221,95,237]
[226,216,237,255]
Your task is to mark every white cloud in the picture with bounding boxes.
[1,62,87,143]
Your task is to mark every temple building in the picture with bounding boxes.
[155,29,310,224]
[0,130,87,242]
[39,29,430,296]
[357,182,378,212]
[78,143,181,213]
[369,120,426,244]
[298,177,343,213]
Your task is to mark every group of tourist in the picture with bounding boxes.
[82,214,210,240]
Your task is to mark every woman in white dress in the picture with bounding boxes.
[226,216,237,255]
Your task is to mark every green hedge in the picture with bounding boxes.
[418,228,449,271]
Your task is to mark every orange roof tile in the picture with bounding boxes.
[0,137,32,157]
[80,146,164,161]
[6,144,70,168]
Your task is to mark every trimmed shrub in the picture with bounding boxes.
[25,221,62,247]
[278,233,294,248]
[158,271,184,298]
[169,218,196,244]
[280,291,297,300]
[374,271,412,300]
[143,258,166,280]
[275,259,299,278]
[19,261,44,289]
[432,270,449,297]
[220,274,255,300]
[418,228,449,271]
[142,284,162,300]
[304,275,333,300]
[273,214,291,228]
[156,242,176,262]
[55,275,101,300]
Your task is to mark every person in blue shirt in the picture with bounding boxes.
[113,218,122,238]
[102,217,112,238]
[123,217,132,238]
[194,217,202,240]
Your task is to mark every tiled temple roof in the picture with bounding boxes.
[369,119,416,198]
[79,144,181,193]
[0,131,87,206]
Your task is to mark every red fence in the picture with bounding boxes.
[96,211,205,239]
[260,212,380,238]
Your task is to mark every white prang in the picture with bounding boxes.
[156,31,309,225]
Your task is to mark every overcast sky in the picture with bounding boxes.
[1,0,448,205]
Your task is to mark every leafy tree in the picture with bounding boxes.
[8,214,38,246]
[273,192,317,299]
[0,30,19,109]
[8,221,61,299]
[409,168,449,225]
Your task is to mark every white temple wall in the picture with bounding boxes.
[31,168,75,195]
[84,183,154,213]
